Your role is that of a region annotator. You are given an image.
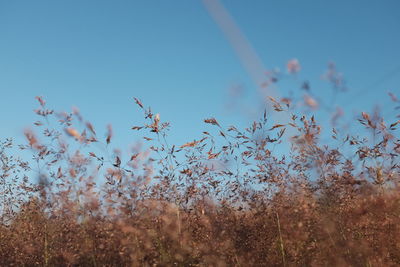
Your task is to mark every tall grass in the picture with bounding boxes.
[1,87,400,266]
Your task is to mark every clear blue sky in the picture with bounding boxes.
[1,0,399,150]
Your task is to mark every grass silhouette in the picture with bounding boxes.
[1,84,400,266]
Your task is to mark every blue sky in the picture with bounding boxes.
[1,0,399,151]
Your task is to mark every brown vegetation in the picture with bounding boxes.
[1,90,400,266]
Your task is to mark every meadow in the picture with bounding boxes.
[1,86,400,266]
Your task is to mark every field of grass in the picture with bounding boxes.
[1,93,400,266]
